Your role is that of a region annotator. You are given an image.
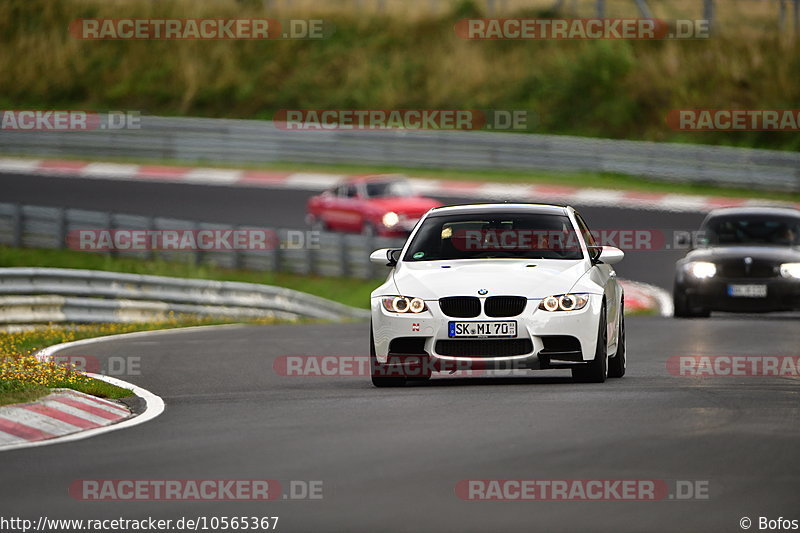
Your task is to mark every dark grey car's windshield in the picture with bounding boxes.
[702,215,800,246]
[403,213,583,261]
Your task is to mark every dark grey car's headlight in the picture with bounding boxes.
[685,261,717,279]
[780,263,800,279]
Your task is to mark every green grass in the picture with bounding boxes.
[0,379,49,407]
[0,246,378,309]
[2,0,799,152]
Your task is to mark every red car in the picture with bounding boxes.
[306,176,442,237]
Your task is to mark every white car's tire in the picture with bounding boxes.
[608,302,626,378]
[572,302,608,383]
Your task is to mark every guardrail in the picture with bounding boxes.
[0,268,370,324]
[0,202,404,280]
[1,116,798,192]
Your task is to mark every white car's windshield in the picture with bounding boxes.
[404,213,584,261]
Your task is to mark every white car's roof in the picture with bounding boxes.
[427,203,571,216]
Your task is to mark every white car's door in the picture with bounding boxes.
[575,213,621,351]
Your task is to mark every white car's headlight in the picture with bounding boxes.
[780,262,800,279]
[686,261,717,279]
[381,296,427,313]
[382,211,400,228]
[538,294,590,312]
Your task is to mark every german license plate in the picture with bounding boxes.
[448,321,517,338]
[727,284,767,298]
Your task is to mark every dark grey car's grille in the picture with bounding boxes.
[484,296,527,317]
[435,339,533,357]
[439,296,481,318]
[717,258,779,278]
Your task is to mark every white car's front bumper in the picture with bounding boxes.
[370,294,603,370]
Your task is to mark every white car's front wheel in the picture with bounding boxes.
[608,302,626,378]
[572,302,608,383]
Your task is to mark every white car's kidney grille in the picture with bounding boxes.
[484,296,526,317]
[439,296,481,318]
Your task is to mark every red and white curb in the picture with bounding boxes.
[2,157,797,214]
[620,279,673,317]
[0,329,177,452]
[0,389,131,447]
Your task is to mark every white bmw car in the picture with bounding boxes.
[368,203,626,387]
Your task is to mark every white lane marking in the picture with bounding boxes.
[408,179,444,195]
[183,168,243,184]
[0,158,42,172]
[572,188,627,204]
[657,194,711,211]
[284,173,344,190]
[81,163,140,179]
[476,183,536,199]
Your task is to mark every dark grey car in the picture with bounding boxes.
[673,207,800,317]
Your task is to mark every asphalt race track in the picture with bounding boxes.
[0,172,706,289]
[1,171,798,532]
[2,319,799,532]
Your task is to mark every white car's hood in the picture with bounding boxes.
[391,259,588,300]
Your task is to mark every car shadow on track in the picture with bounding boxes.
[701,312,800,321]
[405,375,581,387]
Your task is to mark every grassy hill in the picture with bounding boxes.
[1,0,798,150]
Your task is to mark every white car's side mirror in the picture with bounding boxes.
[370,248,401,267]
[599,246,624,265]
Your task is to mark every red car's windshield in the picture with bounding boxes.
[363,180,413,198]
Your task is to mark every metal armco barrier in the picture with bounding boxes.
[0,268,370,324]
[1,116,798,192]
[0,202,404,280]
